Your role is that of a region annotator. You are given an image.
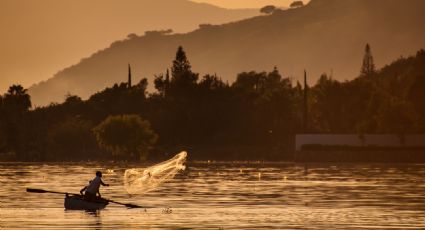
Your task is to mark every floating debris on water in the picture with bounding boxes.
[162,207,172,214]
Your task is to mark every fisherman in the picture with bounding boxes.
[80,171,109,201]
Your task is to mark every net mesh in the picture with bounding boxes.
[124,151,187,194]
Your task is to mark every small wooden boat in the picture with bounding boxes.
[64,194,109,210]
[27,188,142,209]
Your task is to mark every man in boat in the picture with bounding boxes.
[80,171,109,201]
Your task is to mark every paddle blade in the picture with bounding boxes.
[26,188,47,193]
[125,203,143,208]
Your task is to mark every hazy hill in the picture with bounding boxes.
[28,0,425,106]
[0,0,258,94]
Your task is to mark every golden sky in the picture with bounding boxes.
[0,0,309,94]
[0,0,262,94]
[192,0,304,8]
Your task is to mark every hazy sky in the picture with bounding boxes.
[0,0,308,94]
[0,0,259,94]
[192,0,303,8]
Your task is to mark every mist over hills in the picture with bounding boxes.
[0,0,258,95]
[28,0,425,106]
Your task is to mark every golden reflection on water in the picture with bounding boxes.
[1,162,425,229]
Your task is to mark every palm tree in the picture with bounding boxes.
[7,85,26,95]
[3,84,32,113]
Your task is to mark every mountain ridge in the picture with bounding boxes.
[28,0,425,106]
[0,0,259,94]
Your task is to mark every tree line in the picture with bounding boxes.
[1,45,425,161]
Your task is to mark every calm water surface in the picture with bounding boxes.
[1,162,425,229]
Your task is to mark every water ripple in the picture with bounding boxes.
[1,162,425,229]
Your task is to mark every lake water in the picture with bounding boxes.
[1,162,425,229]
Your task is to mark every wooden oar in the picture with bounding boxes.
[26,188,145,209]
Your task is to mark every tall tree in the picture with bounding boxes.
[171,46,198,86]
[167,46,199,100]
[303,70,309,132]
[128,63,132,88]
[1,85,32,157]
[360,44,376,77]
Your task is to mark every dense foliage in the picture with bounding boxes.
[93,114,158,160]
[1,46,425,161]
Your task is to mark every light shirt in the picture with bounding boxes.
[86,176,102,194]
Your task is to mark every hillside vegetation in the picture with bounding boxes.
[2,45,425,161]
[28,0,425,105]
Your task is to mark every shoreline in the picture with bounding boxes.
[2,152,425,164]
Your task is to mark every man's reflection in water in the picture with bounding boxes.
[85,210,102,230]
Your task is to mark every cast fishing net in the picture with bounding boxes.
[124,151,187,194]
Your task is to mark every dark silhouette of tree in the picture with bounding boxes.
[311,74,348,132]
[154,70,170,98]
[0,95,6,153]
[171,46,198,85]
[93,114,158,160]
[127,33,138,40]
[128,64,132,88]
[199,74,226,90]
[47,118,96,160]
[303,70,309,132]
[3,84,31,114]
[87,77,148,120]
[166,46,199,101]
[360,44,376,77]
[64,94,83,106]
[2,47,425,162]
[376,98,418,140]
[145,29,173,37]
[409,75,425,113]
[260,5,277,14]
[134,78,148,95]
[231,68,297,155]
[198,24,215,30]
[0,85,32,158]
[233,71,263,94]
[290,1,304,8]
